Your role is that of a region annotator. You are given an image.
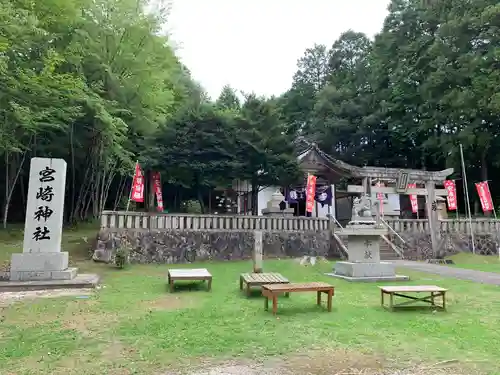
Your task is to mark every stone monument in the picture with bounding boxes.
[327,194,409,282]
[253,230,263,273]
[5,157,99,288]
[261,189,294,216]
[435,196,448,219]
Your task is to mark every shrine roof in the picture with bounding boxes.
[296,141,453,183]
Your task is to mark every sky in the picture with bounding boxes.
[167,0,391,100]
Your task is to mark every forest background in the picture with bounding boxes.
[1,0,499,227]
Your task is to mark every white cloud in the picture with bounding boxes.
[166,0,391,100]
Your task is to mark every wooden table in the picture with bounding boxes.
[380,285,448,311]
[167,268,212,292]
[261,282,334,315]
[240,272,289,296]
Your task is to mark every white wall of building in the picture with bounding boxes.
[371,192,401,217]
[314,202,330,218]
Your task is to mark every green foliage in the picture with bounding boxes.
[2,0,500,221]
[279,0,500,213]
[0,0,301,222]
[183,200,203,214]
[114,247,130,269]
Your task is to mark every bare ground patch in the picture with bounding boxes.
[279,349,472,375]
[100,339,138,361]
[1,289,193,338]
[51,339,144,375]
[168,349,481,375]
[60,308,121,336]
[141,294,197,311]
[61,294,195,337]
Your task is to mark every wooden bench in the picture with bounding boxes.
[261,282,334,315]
[167,268,212,292]
[240,272,289,296]
[380,285,448,311]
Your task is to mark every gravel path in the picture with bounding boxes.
[393,260,500,285]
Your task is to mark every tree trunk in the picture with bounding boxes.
[3,150,28,229]
[114,176,126,210]
[148,170,155,212]
[69,122,76,224]
[197,188,205,214]
[251,178,258,215]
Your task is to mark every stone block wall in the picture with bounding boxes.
[389,231,498,260]
[94,229,332,264]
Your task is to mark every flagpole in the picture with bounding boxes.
[492,206,500,260]
[486,180,500,259]
[126,160,138,212]
[460,144,475,254]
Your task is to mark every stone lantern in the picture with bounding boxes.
[261,189,294,216]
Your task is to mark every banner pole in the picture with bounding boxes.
[416,185,419,219]
[492,207,500,260]
[126,160,138,212]
[486,181,500,259]
[460,144,475,254]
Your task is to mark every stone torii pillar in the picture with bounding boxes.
[425,181,440,257]
[253,230,263,273]
[348,173,449,258]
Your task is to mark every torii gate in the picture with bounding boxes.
[346,167,454,256]
[290,141,453,256]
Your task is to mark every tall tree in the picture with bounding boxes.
[280,44,331,136]
[237,95,300,213]
[216,85,241,110]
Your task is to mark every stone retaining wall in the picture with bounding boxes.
[93,227,500,264]
[389,232,498,260]
[94,229,333,264]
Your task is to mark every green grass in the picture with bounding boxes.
[0,222,99,264]
[447,253,500,273]
[1,231,500,374]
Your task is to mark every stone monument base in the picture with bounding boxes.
[326,261,409,282]
[3,251,100,290]
[0,274,100,292]
[9,251,77,281]
[261,207,294,216]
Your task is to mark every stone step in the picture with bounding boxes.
[379,240,402,260]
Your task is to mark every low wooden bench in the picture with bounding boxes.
[167,268,212,292]
[380,285,448,311]
[261,282,334,315]
[240,272,289,296]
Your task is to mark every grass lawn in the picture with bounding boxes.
[447,253,500,273]
[0,229,499,374]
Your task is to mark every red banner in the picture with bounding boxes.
[376,182,384,201]
[130,162,144,203]
[475,181,494,212]
[408,183,418,213]
[376,181,384,214]
[151,171,164,211]
[305,174,317,213]
[443,180,457,211]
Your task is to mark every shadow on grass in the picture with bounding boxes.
[380,305,447,314]
[260,304,337,316]
[240,288,267,298]
[167,281,210,293]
